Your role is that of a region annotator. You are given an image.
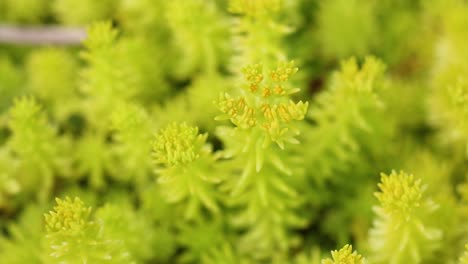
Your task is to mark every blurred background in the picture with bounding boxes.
[1,0,468,263]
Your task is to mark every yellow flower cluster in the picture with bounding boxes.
[218,95,256,129]
[152,123,208,167]
[375,171,422,220]
[322,244,364,264]
[338,56,385,93]
[44,197,92,233]
[218,62,307,142]
[242,62,298,97]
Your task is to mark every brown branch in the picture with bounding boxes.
[0,25,86,46]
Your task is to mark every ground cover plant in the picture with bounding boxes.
[0,0,468,263]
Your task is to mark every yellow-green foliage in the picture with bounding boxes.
[6,97,68,202]
[316,0,377,58]
[53,0,115,25]
[460,245,468,264]
[2,0,49,23]
[152,123,220,219]
[429,0,468,154]
[0,57,24,112]
[321,244,364,264]
[44,197,133,263]
[304,56,385,181]
[369,171,442,263]
[229,0,283,16]
[167,0,230,77]
[26,48,79,119]
[1,0,468,263]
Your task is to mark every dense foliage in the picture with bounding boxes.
[0,0,467,263]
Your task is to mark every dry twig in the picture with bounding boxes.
[0,25,86,46]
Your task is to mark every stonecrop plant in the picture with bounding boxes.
[1,0,468,263]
